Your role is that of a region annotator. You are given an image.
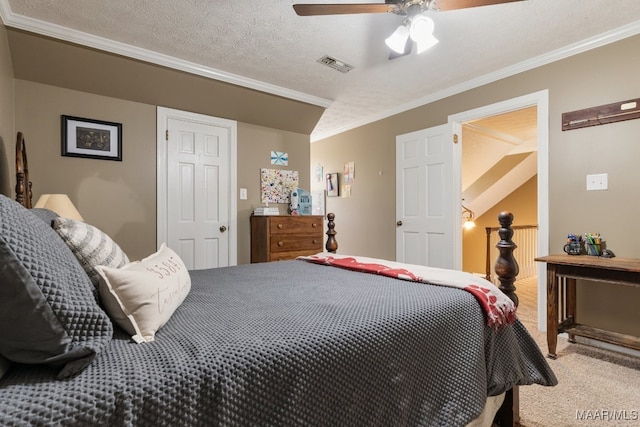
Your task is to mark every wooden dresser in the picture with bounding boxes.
[251,215,324,263]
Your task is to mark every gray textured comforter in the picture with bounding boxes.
[0,260,556,426]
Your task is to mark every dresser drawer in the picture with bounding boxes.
[251,215,325,263]
[270,249,321,261]
[270,235,323,253]
[269,217,323,235]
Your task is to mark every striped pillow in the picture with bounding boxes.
[53,217,130,289]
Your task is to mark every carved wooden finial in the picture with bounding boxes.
[15,132,32,208]
[325,213,338,253]
[495,211,519,307]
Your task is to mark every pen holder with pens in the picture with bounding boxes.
[564,233,583,255]
[585,242,601,256]
[563,241,583,255]
[584,233,603,256]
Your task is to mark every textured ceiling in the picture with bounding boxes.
[3,0,640,140]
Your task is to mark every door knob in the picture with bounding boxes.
[396,221,403,227]
[219,225,227,232]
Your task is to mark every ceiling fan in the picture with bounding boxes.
[293,1,526,58]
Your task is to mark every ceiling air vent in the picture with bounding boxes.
[317,55,354,73]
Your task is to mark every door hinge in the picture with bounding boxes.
[453,134,459,144]
[165,130,169,141]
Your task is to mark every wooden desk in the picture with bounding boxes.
[535,255,640,359]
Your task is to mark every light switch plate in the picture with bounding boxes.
[586,173,608,191]
[240,188,247,200]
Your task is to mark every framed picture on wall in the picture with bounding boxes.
[312,190,325,216]
[326,173,339,197]
[61,115,123,161]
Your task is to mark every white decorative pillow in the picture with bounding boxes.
[53,217,130,290]
[96,244,191,343]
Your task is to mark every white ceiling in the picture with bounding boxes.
[2,0,640,141]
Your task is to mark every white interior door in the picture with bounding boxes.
[396,123,458,269]
[157,107,237,269]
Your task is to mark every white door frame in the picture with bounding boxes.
[156,106,238,266]
[448,89,549,331]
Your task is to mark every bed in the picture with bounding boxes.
[0,135,556,426]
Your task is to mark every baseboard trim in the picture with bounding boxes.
[572,335,640,358]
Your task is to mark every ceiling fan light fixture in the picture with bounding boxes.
[415,33,439,54]
[385,24,410,54]
[409,14,435,43]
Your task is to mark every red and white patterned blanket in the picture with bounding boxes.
[298,253,516,328]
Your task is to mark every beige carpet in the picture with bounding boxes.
[514,277,640,426]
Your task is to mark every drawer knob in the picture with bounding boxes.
[312,223,318,228]
[312,239,318,244]
[278,241,284,247]
[277,224,283,229]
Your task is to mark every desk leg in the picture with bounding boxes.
[566,278,577,343]
[546,264,559,359]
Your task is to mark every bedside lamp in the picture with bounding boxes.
[34,194,84,221]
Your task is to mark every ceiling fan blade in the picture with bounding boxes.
[433,0,526,12]
[293,3,396,16]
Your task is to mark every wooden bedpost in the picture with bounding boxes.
[325,213,338,253]
[494,211,519,307]
[15,132,32,208]
[493,211,520,427]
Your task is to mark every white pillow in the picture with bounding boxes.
[96,244,191,343]
[53,217,130,289]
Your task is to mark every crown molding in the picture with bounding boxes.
[310,20,640,142]
[2,1,639,140]
[0,1,333,109]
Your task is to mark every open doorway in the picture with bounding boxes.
[460,106,539,322]
[449,90,549,331]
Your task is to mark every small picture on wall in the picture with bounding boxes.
[61,115,122,161]
[312,190,325,216]
[271,151,288,166]
[326,173,339,197]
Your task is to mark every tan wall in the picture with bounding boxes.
[237,124,311,265]
[15,80,157,260]
[0,24,14,197]
[7,29,324,136]
[312,34,640,335]
[463,176,538,275]
[308,129,395,258]
[13,80,310,263]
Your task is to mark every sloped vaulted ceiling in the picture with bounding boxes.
[3,1,640,141]
[6,28,326,135]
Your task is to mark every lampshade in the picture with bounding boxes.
[385,24,410,54]
[461,203,475,230]
[415,34,439,54]
[410,15,439,54]
[34,194,84,221]
[409,15,434,42]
